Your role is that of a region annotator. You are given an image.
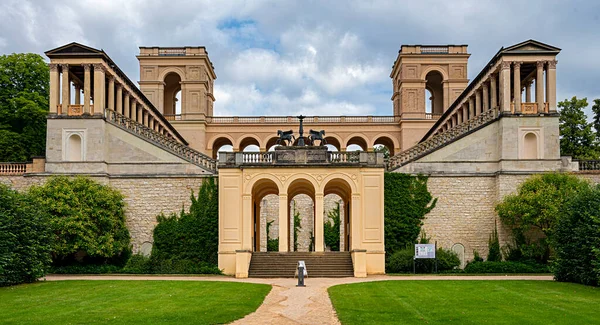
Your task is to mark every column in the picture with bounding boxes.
[482,83,489,112]
[61,64,70,114]
[107,76,115,111]
[442,82,449,112]
[457,108,463,124]
[525,81,532,102]
[315,193,325,252]
[131,99,137,122]
[242,195,252,250]
[74,85,81,105]
[462,103,468,121]
[278,194,289,252]
[536,61,545,113]
[123,92,130,118]
[513,61,521,113]
[93,64,105,115]
[468,96,475,118]
[475,89,482,115]
[49,64,59,113]
[83,64,91,114]
[499,61,511,112]
[350,194,361,250]
[490,74,498,109]
[143,110,149,126]
[116,84,123,115]
[547,60,557,112]
[137,106,143,124]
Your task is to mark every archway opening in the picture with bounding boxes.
[287,179,316,252]
[239,137,261,152]
[265,137,281,152]
[252,178,279,252]
[346,136,368,152]
[212,137,234,159]
[425,71,444,114]
[373,136,395,157]
[324,178,352,251]
[425,88,433,114]
[163,72,182,117]
[325,136,341,151]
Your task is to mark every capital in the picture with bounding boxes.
[547,60,557,69]
[536,61,545,69]
[60,63,69,71]
[93,63,105,72]
[512,61,522,69]
[501,61,511,70]
[82,64,91,71]
[108,75,115,82]
[48,63,59,72]
[482,82,489,90]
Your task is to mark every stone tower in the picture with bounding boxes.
[137,47,216,120]
[390,45,470,117]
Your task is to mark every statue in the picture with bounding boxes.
[276,130,295,146]
[297,115,306,146]
[308,129,326,146]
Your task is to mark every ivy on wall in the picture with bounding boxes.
[324,202,341,251]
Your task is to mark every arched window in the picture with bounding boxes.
[67,134,82,161]
[523,132,538,159]
[425,71,444,114]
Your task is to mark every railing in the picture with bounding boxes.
[164,114,182,121]
[68,104,84,116]
[510,102,549,114]
[0,163,27,175]
[399,112,442,120]
[159,48,186,56]
[329,151,360,163]
[205,115,399,124]
[104,108,217,172]
[576,160,600,171]
[241,152,273,164]
[388,107,499,170]
[420,46,449,54]
[219,150,383,166]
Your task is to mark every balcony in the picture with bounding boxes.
[510,102,550,114]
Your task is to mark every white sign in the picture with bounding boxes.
[414,244,436,259]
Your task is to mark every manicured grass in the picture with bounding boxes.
[329,280,600,325]
[0,280,271,325]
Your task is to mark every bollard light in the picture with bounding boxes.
[297,265,305,287]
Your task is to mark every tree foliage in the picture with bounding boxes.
[553,186,600,286]
[0,184,51,286]
[324,201,341,251]
[496,173,590,263]
[28,176,130,263]
[559,97,598,160]
[487,223,502,262]
[152,178,219,266]
[384,173,437,256]
[0,53,49,162]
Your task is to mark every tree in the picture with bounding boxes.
[558,97,598,160]
[592,99,600,140]
[324,201,341,251]
[374,145,390,159]
[496,172,590,263]
[0,53,49,162]
[28,176,131,264]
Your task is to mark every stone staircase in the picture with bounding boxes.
[248,252,354,278]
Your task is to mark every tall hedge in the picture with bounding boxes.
[28,176,130,264]
[553,186,600,286]
[0,184,51,286]
[384,173,437,256]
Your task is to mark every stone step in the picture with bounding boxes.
[248,251,354,278]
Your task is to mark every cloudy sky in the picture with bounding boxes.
[1,0,599,116]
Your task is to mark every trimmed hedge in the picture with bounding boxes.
[387,247,459,273]
[0,184,51,286]
[464,261,550,274]
[122,254,221,275]
[553,186,600,286]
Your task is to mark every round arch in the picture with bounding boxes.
[324,135,343,151]
[244,173,284,195]
[209,135,235,159]
[420,65,449,81]
[264,136,280,151]
[283,174,319,197]
[163,72,182,116]
[251,178,281,252]
[345,134,369,151]
[158,67,186,82]
[321,173,358,195]
[322,176,355,251]
[372,135,399,156]
[236,135,262,151]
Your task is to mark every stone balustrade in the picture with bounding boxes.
[105,108,217,172]
[219,147,384,167]
[0,163,27,175]
[198,115,408,124]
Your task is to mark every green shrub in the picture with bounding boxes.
[0,184,51,286]
[266,220,279,252]
[122,254,221,274]
[487,224,502,262]
[496,172,590,263]
[324,202,341,251]
[28,176,130,265]
[49,264,122,274]
[464,261,549,274]
[384,173,437,256]
[386,246,459,273]
[553,186,600,286]
[293,202,301,251]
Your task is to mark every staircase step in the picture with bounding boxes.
[248,252,354,278]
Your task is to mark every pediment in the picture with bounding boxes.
[502,40,561,54]
[45,42,103,57]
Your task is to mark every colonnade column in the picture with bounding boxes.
[536,61,545,113]
[513,61,521,113]
[108,76,115,111]
[278,194,289,252]
[468,96,475,119]
[137,105,143,124]
[61,64,70,114]
[83,64,91,114]
[74,85,81,105]
[315,193,325,252]
[93,64,105,115]
[143,110,149,126]
[131,99,137,121]
[350,194,361,250]
[123,92,130,118]
[490,74,497,109]
[547,60,557,112]
[457,108,463,124]
[49,64,59,113]
[499,61,511,113]
[482,83,489,112]
[242,195,252,250]
[462,103,468,121]
[116,84,123,115]
[525,81,532,102]
[475,89,482,115]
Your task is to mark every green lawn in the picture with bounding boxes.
[329,280,600,325]
[0,280,271,325]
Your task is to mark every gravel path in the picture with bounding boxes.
[44,274,554,325]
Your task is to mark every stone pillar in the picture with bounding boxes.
[278,194,289,252]
[60,64,70,113]
[457,108,463,124]
[536,61,545,113]
[49,64,59,113]
[513,61,521,113]
[83,64,91,114]
[137,106,143,124]
[116,84,123,115]
[350,194,361,250]
[462,103,468,121]
[442,82,449,112]
[242,194,252,250]
[475,89,482,115]
[499,61,511,113]
[74,85,81,105]
[107,76,115,111]
[468,96,475,118]
[547,60,557,113]
[315,193,324,252]
[525,81,532,102]
[143,111,149,126]
[93,64,105,115]
[482,83,489,112]
[124,92,130,118]
[131,99,137,121]
[490,74,497,109]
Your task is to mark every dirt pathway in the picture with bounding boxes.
[45,274,553,325]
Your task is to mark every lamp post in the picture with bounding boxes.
[297,115,305,146]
